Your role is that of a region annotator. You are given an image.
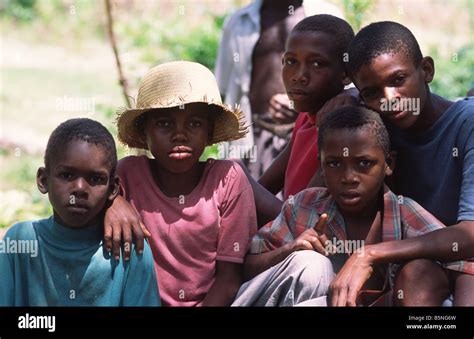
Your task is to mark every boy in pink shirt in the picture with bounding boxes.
[108,61,257,306]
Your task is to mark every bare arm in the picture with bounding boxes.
[258,140,292,194]
[104,195,151,261]
[234,160,283,227]
[244,215,329,281]
[329,220,474,306]
[201,261,243,306]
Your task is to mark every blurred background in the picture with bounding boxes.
[1,0,473,233]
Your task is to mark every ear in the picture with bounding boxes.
[36,167,49,194]
[108,175,120,201]
[420,56,435,84]
[385,151,396,176]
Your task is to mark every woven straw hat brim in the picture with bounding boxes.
[116,102,248,150]
[115,61,248,150]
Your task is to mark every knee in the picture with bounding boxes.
[287,250,335,288]
[395,259,440,287]
[394,259,449,306]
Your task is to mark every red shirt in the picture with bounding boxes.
[284,113,319,200]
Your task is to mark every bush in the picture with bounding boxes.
[429,44,474,99]
[1,0,37,22]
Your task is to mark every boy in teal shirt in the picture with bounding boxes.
[0,118,160,306]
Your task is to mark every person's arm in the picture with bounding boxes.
[201,261,242,306]
[103,195,151,261]
[244,214,329,280]
[214,14,234,99]
[258,140,292,194]
[329,220,474,307]
[234,159,283,227]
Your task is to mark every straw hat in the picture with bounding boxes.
[116,61,248,150]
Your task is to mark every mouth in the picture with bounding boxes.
[169,145,193,160]
[66,203,89,213]
[339,191,362,206]
[288,89,309,101]
[384,110,408,120]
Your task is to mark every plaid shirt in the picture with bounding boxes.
[251,187,474,277]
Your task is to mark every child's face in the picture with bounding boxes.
[143,105,210,174]
[352,52,434,129]
[320,128,391,217]
[282,31,347,114]
[37,140,118,228]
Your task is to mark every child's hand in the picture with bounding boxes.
[269,93,299,124]
[328,247,375,307]
[291,214,331,255]
[104,195,151,261]
[315,88,360,126]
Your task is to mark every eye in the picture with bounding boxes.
[59,172,73,180]
[189,120,202,128]
[283,57,296,66]
[155,120,170,127]
[393,75,405,86]
[90,175,107,185]
[312,60,320,67]
[326,160,341,168]
[359,159,374,167]
[362,89,379,101]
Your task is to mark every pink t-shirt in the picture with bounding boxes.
[284,113,319,200]
[117,156,257,306]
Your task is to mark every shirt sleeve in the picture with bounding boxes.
[214,14,235,96]
[0,248,15,306]
[216,162,257,263]
[122,241,161,306]
[249,197,298,254]
[457,115,474,222]
[0,226,20,306]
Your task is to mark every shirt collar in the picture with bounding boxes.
[312,185,402,242]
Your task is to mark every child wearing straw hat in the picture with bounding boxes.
[109,61,257,306]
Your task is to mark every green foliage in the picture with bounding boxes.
[429,44,474,99]
[340,0,375,31]
[118,11,225,71]
[200,144,219,161]
[1,0,37,22]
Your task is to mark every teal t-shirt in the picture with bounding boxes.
[0,217,160,306]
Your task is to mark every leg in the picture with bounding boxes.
[452,271,474,306]
[232,250,334,306]
[393,259,450,306]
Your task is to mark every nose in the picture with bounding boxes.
[383,87,400,101]
[171,123,189,142]
[71,177,88,200]
[292,65,309,84]
[341,165,359,185]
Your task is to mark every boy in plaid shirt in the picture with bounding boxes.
[234,106,473,306]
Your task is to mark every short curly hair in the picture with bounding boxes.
[318,105,390,158]
[347,21,423,77]
[292,14,355,67]
[45,118,117,175]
